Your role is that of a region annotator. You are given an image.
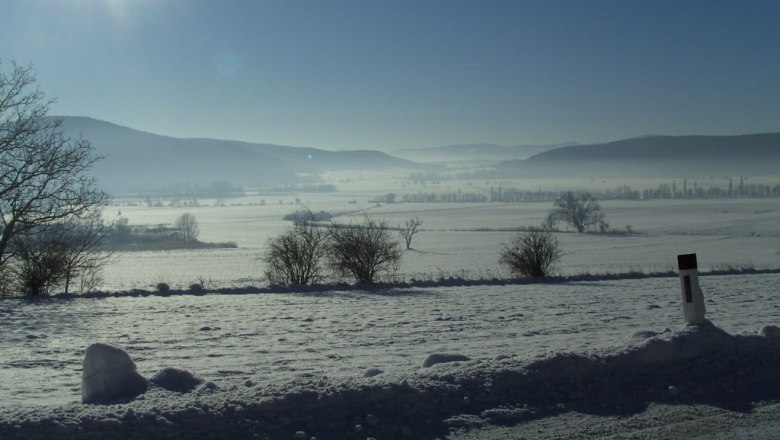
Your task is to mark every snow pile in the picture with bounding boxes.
[150,367,204,393]
[2,320,779,440]
[81,343,147,404]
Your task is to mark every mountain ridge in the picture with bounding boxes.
[50,116,424,193]
[497,132,780,177]
[392,142,578,163]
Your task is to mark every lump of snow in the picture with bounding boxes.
[422,353,471,368]
[758,325,780,339]
[150,367,204,393]
[363,368,384,378]
[81,343,147,404]
[197,381,220,393]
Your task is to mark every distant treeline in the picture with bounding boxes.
[104,219,237,251]
[375,178,780,204]
[633,177,780,200]
[373,191,488,204]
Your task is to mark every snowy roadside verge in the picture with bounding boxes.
[2,321,779,440]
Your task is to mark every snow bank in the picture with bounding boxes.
[2,321,779,440]
[81,343,147,404]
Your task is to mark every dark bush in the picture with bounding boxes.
[500,229,562,278]
[283,209,334,226]
[326,216,402,284]
[263,223,327,286]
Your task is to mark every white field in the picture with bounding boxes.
[2,173,780,439]
[1,272,778,408]
[101,185,780,290]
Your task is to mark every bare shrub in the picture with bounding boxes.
[11,230,67,296]
[10,213,112,295]
[500,229,562,278]
[326,216,402,284]
[263,222,327,286]
[541,212,559,231]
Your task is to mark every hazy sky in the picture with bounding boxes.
[2,0,779,150]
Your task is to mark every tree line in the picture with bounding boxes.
[376,180,780,205]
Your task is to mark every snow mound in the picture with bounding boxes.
[422,353,471,368]
[81,343,147,404]
[758,325,780,339]
[150,367,203,393]
[4,322,780,440]
[362,368,384,378]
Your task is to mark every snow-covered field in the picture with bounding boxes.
[100,196,780,290]
[2,188,780,439]
[1,274,779,439]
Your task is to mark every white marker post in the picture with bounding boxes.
[677,253,706,325]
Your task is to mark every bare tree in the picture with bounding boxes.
[174,213,199,242]
[326,215,402,284]
[399,217,423,250]
[550,191,603,233]
[500,229,562,278]
[57,212,113,293]
[263,222,327,286]
[0,61,108,270]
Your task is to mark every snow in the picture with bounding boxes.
[99,197,780,290]
[758,325,780,339]
[81,343,147,404]
[1,273,780,438]
[150,367,204,393]
[422,353,472,368]
[2,192,780,437]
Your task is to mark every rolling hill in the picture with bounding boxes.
[496,133,780,178]
[393,143,575,164]
[52,117,422,193]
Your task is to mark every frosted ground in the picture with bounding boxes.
[1,274,779,439]
[2,175,780,438]
[101,194,780,290]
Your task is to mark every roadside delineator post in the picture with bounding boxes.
[677,253,706,325]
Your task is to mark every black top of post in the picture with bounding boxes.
[677,253,698,270]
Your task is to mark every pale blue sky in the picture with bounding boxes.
[2,0,779,150]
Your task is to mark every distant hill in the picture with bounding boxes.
[393,143,575,164]
[496,133,780,178]
[51,117,422,193]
